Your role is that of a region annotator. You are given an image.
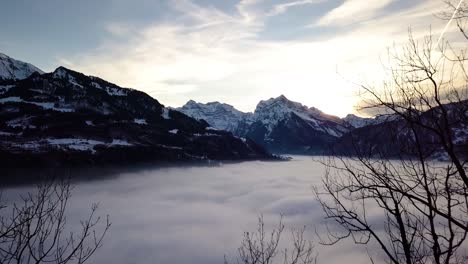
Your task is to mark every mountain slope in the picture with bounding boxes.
[0,53,44,81]
[0,66,272,167]
[334,102,468,159]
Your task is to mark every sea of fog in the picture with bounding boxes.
[1,156,378,264]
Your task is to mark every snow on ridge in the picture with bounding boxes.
[157,144,183,150]
[134,118,147,125]
[110,139,132,146]
[7,117,34,129]
[52,67,127,96]
[52,68,84,89]
[0,85,14,94]
[343,114,374,128]
[90,80,128,96]
[193,132,221,137]
[162,108,171,119]
[0,131,15,136]
[91,82,102,89]
[0,97,22,103]
[105,86,127,96]
[52,67,69,79]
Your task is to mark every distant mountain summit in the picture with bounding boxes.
[178,100,252,131]
[251,95,348,136]
[343,114,374,128]
[0,55,272,167]
[246,95,352,153]
[179,95,353,154]
[0,53,44,81]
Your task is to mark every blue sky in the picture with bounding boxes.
[0,0,454,116]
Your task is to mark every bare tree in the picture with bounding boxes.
[226,216,316,264]
[0,180,111,264]
[314,3,468,264]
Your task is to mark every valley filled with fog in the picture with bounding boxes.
[1,156,376,264]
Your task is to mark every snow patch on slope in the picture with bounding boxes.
[0,96,74,112]
[46,138,132,153]
[53,67,128,96]
[134,118,147,125]
[162,108,171,119]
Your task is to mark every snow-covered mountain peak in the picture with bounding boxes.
[177,100,252,132]
[247,95,350,139]
[254,95,328,124]
[257,95,303,110]
[185,99,198,106]
[0,52,44,80]
[180,100,245,114]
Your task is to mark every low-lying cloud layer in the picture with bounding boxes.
[4,157,384,264]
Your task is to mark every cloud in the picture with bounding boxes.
[4,156,369,264]
[105,22,135,37]
[60,0,453,117]
[316,0,395,26]
[263,196,320,216]
[236,0,323,22]
[267,0,325,16]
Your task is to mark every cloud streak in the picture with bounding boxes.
[267,0,325,16]
[316,0,394,26]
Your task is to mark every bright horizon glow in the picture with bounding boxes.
[0,0,459,117]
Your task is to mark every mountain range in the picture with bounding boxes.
[178,96,376,153]
[1,52,466,166]
[178,97,468,159]
[0,53,272,167]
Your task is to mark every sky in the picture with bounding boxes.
[0,0,458,117]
